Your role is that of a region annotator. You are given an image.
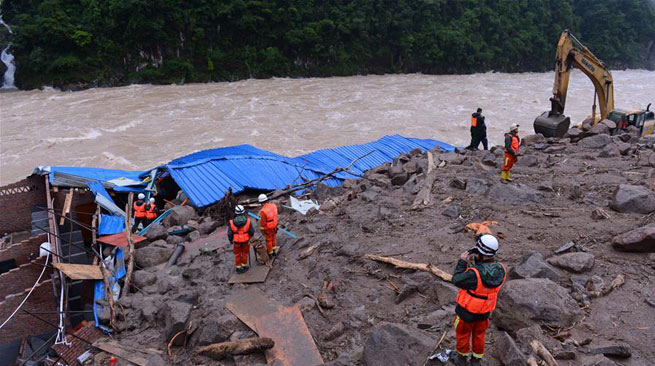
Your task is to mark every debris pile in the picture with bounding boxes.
[6,126,655,365]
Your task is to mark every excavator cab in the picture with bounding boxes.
[608,104,655,136]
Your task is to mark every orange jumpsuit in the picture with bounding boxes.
[258,202,278,255]
[229,218,252,269]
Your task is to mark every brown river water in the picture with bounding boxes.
[1,71,654,185]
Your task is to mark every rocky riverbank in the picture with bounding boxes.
[100,126,655,366]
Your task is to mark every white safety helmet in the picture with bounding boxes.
[258,194,268,203]
[149,197,155,203]
[475,234,499,256]
[510,123,519,132]
[138,193,145,200]
[235,205,245,215]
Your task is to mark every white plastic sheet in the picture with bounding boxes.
[288,196,320,215]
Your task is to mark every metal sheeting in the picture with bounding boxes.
[33,166,147,192]
[166,135,454,207]
[168,155,327,207]
[86,180,112,201]
[98,214,125,236]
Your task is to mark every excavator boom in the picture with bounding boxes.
[534,30,615,137]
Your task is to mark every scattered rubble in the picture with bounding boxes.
[29,131,655,366]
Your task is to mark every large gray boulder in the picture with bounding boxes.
[612,224,655,252]
[133,270,157,288]
[495,332,527,366]
[510,252,560,282]
[547,252,595,273]
[488,183,544,204]
[169,205,198,226]
[578,134,612,149]
[164,300,193,345]
[145,224,168,242]
[610,184,655,214]
[494,278,583,331]
[362,322,435,366]
[588,123,610,136]
[134,246,171,268]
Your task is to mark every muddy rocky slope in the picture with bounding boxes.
[107,126,655,366]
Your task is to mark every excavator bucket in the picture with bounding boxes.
[534,111,570,138]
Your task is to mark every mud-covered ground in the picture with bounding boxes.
[107,131,655,366]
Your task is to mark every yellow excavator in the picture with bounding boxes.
[534,30,654,137]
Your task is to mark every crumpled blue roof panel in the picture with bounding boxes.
[168,156,324,207]
[48,166,145,183]
[166,135,454,207]
[168,144,280,167]
[86,180,113,201]
[98,214,125,235]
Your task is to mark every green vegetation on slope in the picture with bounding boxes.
[1,0,654,89]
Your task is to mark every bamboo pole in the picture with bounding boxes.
[100,264,116,330]
[363,254,453,282]
[122,193,135,297]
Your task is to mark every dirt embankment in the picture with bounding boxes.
[106,130,655,366]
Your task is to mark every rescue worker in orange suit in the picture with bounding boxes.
[132,193,148,232]
[257,194,278,257]
[228,205,254,273]
[145,197,158,226]
[466,108,488,150]
[452,234,506,366]
[501,123,520,182]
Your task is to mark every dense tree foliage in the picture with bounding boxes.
[1,0,654,89]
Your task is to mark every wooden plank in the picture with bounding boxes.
[254,306,323,366]
[225,287,284,332]
[228,264,271,284]
[93,340,152,366]
[98,232,146,247]
[53,263,103,280]
[59,190,74,225]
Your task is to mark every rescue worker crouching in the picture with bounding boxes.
[501,123,520,182]
[452,234,506,366]
[228,205,254,273]
[132,193,148,233]
[257,194,278,257]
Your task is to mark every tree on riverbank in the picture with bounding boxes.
[1,0,654,89]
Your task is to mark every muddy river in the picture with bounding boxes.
[1,70,653,185]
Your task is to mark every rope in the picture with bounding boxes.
[0,252,51,330]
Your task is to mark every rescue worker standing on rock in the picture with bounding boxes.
[132,193,147,232]
[452,234,506,366]
[228,205,254,273]
[467,108,488,150]
[501,123,520,182]
[258,194,278,257]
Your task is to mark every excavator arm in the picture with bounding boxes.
[534,30,615,137]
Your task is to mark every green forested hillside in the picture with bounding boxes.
[1,0,654,89]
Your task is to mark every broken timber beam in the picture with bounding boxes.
[363,254,452,282]
[196,337,274,360]
[411,168,439,210]
[530,340,559,366]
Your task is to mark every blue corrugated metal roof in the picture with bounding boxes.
[86,180,113,201]
[98,214,125,235]
[48,166,145,183]
[165,135,454,207]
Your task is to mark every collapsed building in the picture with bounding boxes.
[0,135,452,366]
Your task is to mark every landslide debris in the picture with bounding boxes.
[105,129,655,366]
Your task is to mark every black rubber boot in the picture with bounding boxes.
[470,357,482,366]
